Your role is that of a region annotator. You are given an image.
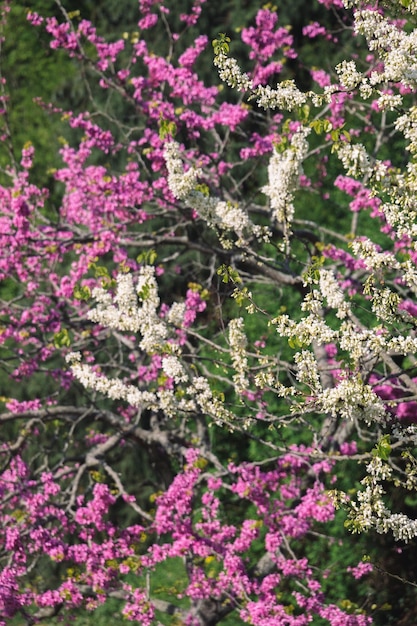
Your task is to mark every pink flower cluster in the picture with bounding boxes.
[241,9,296,86]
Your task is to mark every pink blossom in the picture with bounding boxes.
[303,22,328,39]
[347,561,373,579]
[138,13,158,30]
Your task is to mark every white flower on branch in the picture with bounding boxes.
[164,141,202,200]
[318,376,386,425]
[338,143,371,178]
[88,266,168,353]
[354,10,417,88]
[66,353,157,408]
[339,323,386,366]
[336,60,364,91]
[254,81,308,111]
[164,141,252,241]
[162,355,188,383]
[214,51,307,111]
[351,239,400,272]
[228,317,249,393]
[350,457,417,542]
[213,53,253,92]
[319,269,350,319]
[395,106,417,154]
[167,302,186,327]
[262,126,310,242]
[294,350,322,392]
[274,312,338,346]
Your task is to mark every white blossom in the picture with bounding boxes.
[262,127,310,239]
[336,60,364,90]
[319,269,350,319]
[294,350,322,391]
[228,317,249,393]
[339,323,387,366]
[164,141,251,241]
[66,355,157,408]
[349,457,417,542]
[377,93,403,112]
[87,267,168,354]
[167,302,186,327]
[254,81,307,111]
[214,52,307,111]
[163,141,202,200]
[395,107,417,154]
[213,53,253,92]
[190,376,235,426]
[351,239,400,272]
[338,142,371,177]
[274,312,337,346]
[354,10,417,89]
[318,376,386,424]
[162,355,188,383]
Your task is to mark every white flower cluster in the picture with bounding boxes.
[88,272,139,332]
[294,350,322,392]
[274,312,338,347]
[386,334,417,355]
[339,323,386,366]
[350,457,417,542]
[392,424,417,449]
[344,0,417,12]
[213,52,253,92]
[401,259,417,295]
[66,352,157,408]
[87,267,168,353]
[290,352,385,424]
[164,141,251,242]
[337,142,371,178]
[161,355,188,383]
[166,301,186,327]
[351,239,400,272]
[354,10,417,89]
[262,127,310,240]
[274,307,388,424]
[350,238,417,322]
[66,271,238,426]
[370,288,401,324]
[254,81,308,111]
[335,60,363,91]
[190,376,235,427]
[67,344,236,425]
[228,317,249,393]
[318,376,386,425]
[215,201,250,234]
[319,269,350,319]
[395,107,417,154]
[376,92,403,112]
[163,141,202,200]
[214,51,307,111]
[379,167,417,239]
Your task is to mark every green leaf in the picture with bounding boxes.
[53,328,71,349]
[137,283,151,301]
[372,435,392,461]
[159,116,177,140]
[212,33,231,56]
[216,264,241,284]
[288,335,305,349]
[137,249,157,265]
[73,284,91,301]
[232,286,251,306]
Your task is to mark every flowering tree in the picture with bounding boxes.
[2,0,417,624]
